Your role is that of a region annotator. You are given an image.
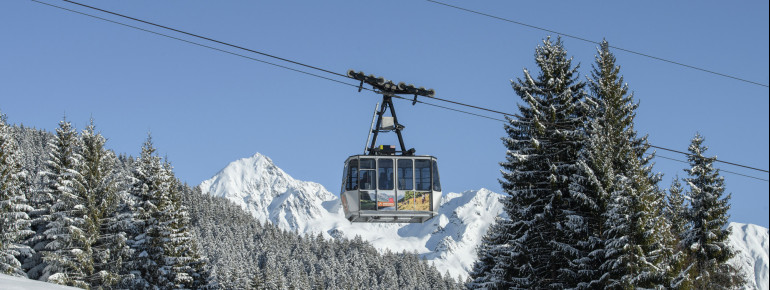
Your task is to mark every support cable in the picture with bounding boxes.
[651,145,768,173]
[656,155,768,182]
[31,0,360,89]
[426,0,769,88]
[58,0,349,79]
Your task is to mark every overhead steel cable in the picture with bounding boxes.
[425,95,513,117]
[391,95,507,122]
[656,155,769,182]
[650,145,769,173]
[426,0,769,88]
[31,0,361,88]
[58,0,349,79]
[33,0,769,177]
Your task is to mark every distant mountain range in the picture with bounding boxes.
[199,152,768,288]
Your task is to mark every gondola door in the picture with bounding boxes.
[396,159,415,211]
[358,158,376,210]
[376,158,396,211]
[414,159,433,211]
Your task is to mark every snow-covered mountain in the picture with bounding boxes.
[199,152,768,285]
[729,222,769,290]
[199,153,339,233]
[199,152,505,278]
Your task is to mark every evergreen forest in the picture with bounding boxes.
[0,117,461,289]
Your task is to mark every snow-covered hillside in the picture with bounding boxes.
[729,222,769,290]
[199,152,768,285]
[0,274,80,290]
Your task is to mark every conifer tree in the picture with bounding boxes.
[24,130,60,280]
[40,118,91,288]
[0,112,33,277]
[679,133,742,289]
[123,135,212,289]
[153,165,211,289]
[471,36,590,288]
[144,158,181,288]
[584,40,670,288]
[665,177,688,246]
[666,177,692,289]
[122,134,163,288]
[79,119,126,288]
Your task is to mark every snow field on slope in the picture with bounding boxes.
[0,274,80,290]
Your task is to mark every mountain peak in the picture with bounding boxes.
[247,151,272,163]
[199,152,336,232]
[200,152,282,197]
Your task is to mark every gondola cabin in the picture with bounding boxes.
[341,153,441,223]
[342,69,441,223]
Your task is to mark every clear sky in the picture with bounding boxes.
[2,1,768,227]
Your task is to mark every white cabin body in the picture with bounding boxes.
[340,155,441,223]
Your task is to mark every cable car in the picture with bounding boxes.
[341,70,442,223]
[341,149,442,223]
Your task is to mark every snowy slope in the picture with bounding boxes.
[199,152,766,283]
[728,222,769,290]
[0,274,80,290]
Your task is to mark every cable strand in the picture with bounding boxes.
[426,0,769,88]
[651,145,768,173]
[59,0,350,79]
[31,0,360,88]
[656,155,768,182]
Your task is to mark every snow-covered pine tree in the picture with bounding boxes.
[39,118,91,288]
[601,171,671,289]
[584,40,670,288]
[146,159,185,289]
[23,131,60,280]
[473,36,590,289]
[122,135,212,289]
[665,177,688,248]
[0,112,34,277]
[666,177,692,289]
[154,165,212,289]
[679,133,743,289]
[79,119,127,288]
[9,126,51,274]
[121,134,164,288]
[577,41,622,288]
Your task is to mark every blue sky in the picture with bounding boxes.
[2,1,767,227]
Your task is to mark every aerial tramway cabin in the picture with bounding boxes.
[341,148,441,223]
[340,70,442,223]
